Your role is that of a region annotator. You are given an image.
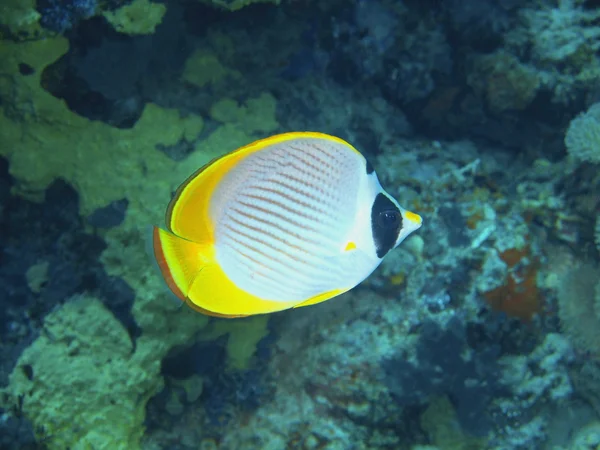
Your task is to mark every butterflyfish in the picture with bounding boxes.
[152,132,422,318]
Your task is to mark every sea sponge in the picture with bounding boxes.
[565,102,600,163]
[0,0,43,38]
[1,296,161,450]
[0,35,280,448]
[557,261,600,355]
[102,0,166,35]
[524,0,600,63]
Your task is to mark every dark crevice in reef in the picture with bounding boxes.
[0,156,140,387]
[39,1,197,130]
[40,16,146,129]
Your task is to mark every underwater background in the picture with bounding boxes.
[1,0,600,449]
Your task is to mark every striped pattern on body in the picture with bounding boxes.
[212,138,363,301]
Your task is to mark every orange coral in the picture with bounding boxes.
[483,247,541,321]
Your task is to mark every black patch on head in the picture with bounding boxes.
[371,193,402,258]
[365,157,375,174]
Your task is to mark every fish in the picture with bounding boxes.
[152,132,422,318]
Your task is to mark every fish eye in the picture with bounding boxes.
[378,210,400,229]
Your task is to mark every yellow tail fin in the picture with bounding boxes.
[152,226,207,302]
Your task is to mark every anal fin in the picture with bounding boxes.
[293,288,347,308]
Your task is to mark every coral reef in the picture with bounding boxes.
[38,0,97,32]
[566,102,600,163]
[2,296,157,450]
[1,0,600,448]
[102,0,167,36]
[0,0,44,39]
[557,262,600,355]
[383,318,502,436]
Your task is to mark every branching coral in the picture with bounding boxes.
[523,0,600,63]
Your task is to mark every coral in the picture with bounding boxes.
[493,335,575,449]
[102,0,166,36]
[571,360,600,418]
[557,261,600,355]
[0,0,43,39]
[182,49,242,89]
[496,0,600,105]
[481,246,541,321]
[565,102,600,163]
[420,396,484,449]
[491,416,547,450]
[175,315,271,371]
[500,333,574,408]
[38,0,97,32]
[1,34,283,449]
[380,19,453,104]
[0,37,206,218]
[0,175,139,355]
[1,296,160,450]
[569,421,600,448]
[382,318,501,436]
[156,333,275,433]
[217,316,270,371]
[209,93,279,135]
[523,0,600,64]
[468,51,540,114]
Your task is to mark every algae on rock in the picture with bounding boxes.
[182,49,242,89]
[103,0,167,35]
[1,296,159,450]
[0,33,282,447]
[0,0,43,39]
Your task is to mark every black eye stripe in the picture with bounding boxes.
[371,193,402,258]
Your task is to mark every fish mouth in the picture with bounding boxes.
[393,207,422,248]
[403,209,423,229]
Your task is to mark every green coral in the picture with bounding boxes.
[1,34,281,447]
[2,296,160,450]
[568,421,600,448]
[199,316,270,371]
[182,49,242,89]
[102,0,167,35]
[420,396,484,449]
[0,0,44,39]
[0,38,206,217]
[209,93,279,135]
